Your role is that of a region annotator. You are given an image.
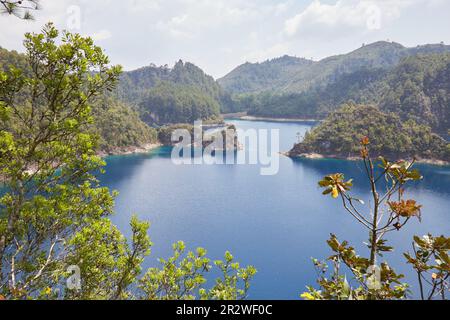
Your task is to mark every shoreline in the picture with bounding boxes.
[97,143,162,157]
[286,152,450,167]
[231,115,321,123]
[0,143,163,183]
[221,112,321,123]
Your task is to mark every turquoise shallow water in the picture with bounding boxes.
[101,119,450,299]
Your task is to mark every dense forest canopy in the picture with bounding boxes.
[116,60,223,103]
[90,97,158,152]
[0,46,29,72]
[380,53,450,134]
[289,104,450,161]
[116,60,234,123]
[219,42,450,144]
[233,66,388,119]
[138,81,221,125]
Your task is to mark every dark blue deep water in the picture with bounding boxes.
[101,119,450,299]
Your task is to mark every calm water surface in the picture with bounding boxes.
[102,119,450,299]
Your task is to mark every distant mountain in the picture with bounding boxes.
[218,55,313,94]
[240,52,450,134]
[219,41,450,94]
[117,60,222,103]
[237,65,387,119]
[116,60,233,123]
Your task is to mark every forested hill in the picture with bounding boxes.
[0,46,29,72]
[115,60,234,123]
[217,55,313,94]
[229,52,450,136]
[219,41,450,95]
[0,46,158,153]
[117,60,225,105]
[379,53,450,134]
[288,104,450,162]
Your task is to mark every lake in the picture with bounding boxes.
[102,119,450,299]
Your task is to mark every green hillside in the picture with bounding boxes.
[218,55,313,94]
[138,81,221,125]
[289,104,449,162]
[219,41,450,94]
[380,53,450,134]
[231,52,450,136]
[116,60,234,122]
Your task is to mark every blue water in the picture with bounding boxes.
[101,119,450,299]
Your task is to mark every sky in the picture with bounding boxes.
[1,0,449,78]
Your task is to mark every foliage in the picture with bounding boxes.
[138,242,256,300]
[289,103,450,161]
[0,24,255,300]
[239,66,387,119]
[404,234,450,300]
[302,139,449,300]
[0,22,121,298]
[318,173,353,199]
[234,90,321,119]
[0,47,29,73]
[0,44,156,153]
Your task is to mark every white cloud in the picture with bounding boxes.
[91,29,112,41]
[284,0,421,37]
[0,0,70,52]
[155,0,282,39]
[0,0,449,77]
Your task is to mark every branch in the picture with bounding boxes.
[23,236,62,290]
[340,194,372,229]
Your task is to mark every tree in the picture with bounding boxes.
[301,137,449,300]
[0,22,122,298]
[0,23,255,300]
[0,0,40,20]
[404,234,450,300]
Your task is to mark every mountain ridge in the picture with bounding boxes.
[115,59,233,124]
[218,41,450,94]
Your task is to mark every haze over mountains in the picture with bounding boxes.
[218,41,450,94]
